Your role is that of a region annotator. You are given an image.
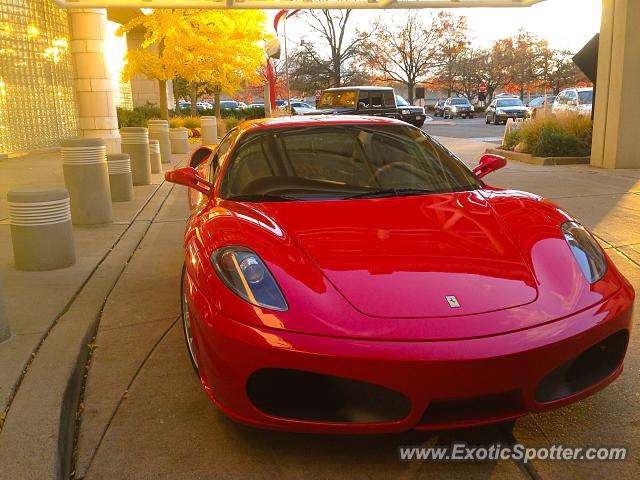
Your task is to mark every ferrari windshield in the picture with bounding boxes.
[220,125,483,202]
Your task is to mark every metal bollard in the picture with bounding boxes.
[61,138,113,225]
[169,127,189,154]
[120,127,151,186]
[149,139,162,174]
[200,116,218,145]
[107,153,134,202]
[7,187,76,271]
[148,120,172,164]
[0,278,9,343]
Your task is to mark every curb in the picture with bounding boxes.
[485,148,591,166]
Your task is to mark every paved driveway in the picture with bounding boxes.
[423,116,505,143]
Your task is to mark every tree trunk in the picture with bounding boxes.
[333,57,341,87]
[214,92,221,122]
[172,80,180,112]
[190,82,197,117]
[158,79,168,120]
[407,83,415,105]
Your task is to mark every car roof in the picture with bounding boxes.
[323,86,394,92]
[236,115,407,134]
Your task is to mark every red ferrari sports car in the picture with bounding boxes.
[166,116,634,433]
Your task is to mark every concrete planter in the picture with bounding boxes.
[485,147,591,166]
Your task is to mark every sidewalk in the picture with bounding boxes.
[1,137,639,480]
[0,147,190,479]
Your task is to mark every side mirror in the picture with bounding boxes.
[472,154,507,179]
[165,167,213,195]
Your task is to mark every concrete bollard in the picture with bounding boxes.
[148,120,172,164]
[120,127,151,186]
[149,139,162,174]
[201,116,218,145]
[169,127,189,154]
[0,278,9,343]
[7,187,76,271]
[61,138,113,225]
[107,153,134,202]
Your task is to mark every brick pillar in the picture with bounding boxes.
[68,9,120,153]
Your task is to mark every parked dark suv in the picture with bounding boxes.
[396,95,426,127]
[307,86,400,119]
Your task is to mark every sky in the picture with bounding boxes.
[267,0,601,53]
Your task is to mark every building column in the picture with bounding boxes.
[126,31,174,109]
[591,0,640,168]
[68,9,120,153]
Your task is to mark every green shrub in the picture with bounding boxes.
[116,103,160,128]
[532,127,589,157]
[182,116,201,128]
[503,129,521,150]
[169,117,184,128]
[513,114,592,157]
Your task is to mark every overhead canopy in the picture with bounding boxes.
[55,0,546,10]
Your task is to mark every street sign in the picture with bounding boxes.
[479,84,487,93]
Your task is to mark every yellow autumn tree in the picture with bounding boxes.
[117,9,267,120]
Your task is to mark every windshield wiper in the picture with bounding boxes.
[226,193,302,202]
[341,188,436,200]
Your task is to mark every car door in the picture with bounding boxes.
[487,100,496,121]
[565,90,578,113]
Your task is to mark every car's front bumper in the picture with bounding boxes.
[187,273,634,433]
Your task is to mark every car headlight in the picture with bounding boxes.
[497,109,506,115]
[561,222,607,284]
[451,106,458,112]
[401,109,411,115]
[211,246,288,311]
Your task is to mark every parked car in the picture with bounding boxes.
[433,99,446,117]
[527,95,556,118]
[395,95,426,127]
[248,102,264,108]
[178,101,191,110]
[196,101,213,110]
[288,101,314,115]
[553,87,593,117]
[165,115,634,433]
[306,86,400,119]
[443,97,474,119]
[219,101,242,111]
[485,97,528,124]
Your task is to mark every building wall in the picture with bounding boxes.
[0,0,79,153]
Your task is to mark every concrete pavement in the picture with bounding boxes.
[1,136,639,479]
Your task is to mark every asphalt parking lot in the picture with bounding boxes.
[422,115,506,143]
[66,136,640,480]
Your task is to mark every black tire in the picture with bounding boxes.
[181,264,199,375]
[492,114,499,125]
[469,115,474,119]
[485,115,490,124]
[413,120,425,128]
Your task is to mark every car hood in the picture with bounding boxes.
[497,106,528,112]
[398,106,424,113]
[257,192,538,318]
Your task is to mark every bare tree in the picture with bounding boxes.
[360,12,442,103]
[304,9,372,87]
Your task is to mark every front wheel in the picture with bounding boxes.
[181,264,199,374]
[413,120,425,128]
[492,115,499,125]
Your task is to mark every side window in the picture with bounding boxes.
[210,128,239,180]
[557,92,567,104]
[383,91,395,107]
[566,91,577,103]
[369,91,384,108]
[357,91,369,108]
[190,148,212,168]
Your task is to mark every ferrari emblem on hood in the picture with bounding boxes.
[446,295,461,308]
